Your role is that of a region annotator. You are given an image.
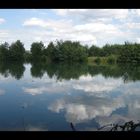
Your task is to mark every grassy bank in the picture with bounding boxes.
[88,55,118,65]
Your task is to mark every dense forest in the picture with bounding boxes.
[0,40,139,63]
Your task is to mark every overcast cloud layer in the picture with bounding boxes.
[0,9,140,50]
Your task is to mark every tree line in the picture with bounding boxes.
[88,41,140,63]
[0,40,139,63]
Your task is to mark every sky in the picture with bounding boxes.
[0,9,140,50]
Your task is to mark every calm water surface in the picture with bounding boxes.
[0,62,140,131]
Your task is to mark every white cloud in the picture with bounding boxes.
[0,30,10,42]
[53,9,129,21]
[48,80,140,125]
[20,10,137,47]
[1,9,140,49]
[23,87,46,95]
[0,18,5,24]
[131,9,140,16]
[74,22,117,33]
[23,17,47,28]
[23,85,67,96]
[23,17,73,30]
[22,72,123,98]
[22,15,128,46]
[62,74,123,96]
[22,17,98,46]
[48,96,125,124]
[136,38,140,43]
[124,22,140,29]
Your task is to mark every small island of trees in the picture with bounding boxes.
[0,40,139,64]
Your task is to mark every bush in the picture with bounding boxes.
[107,55,116,64]
[94,57,101,64]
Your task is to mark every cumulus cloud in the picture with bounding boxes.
[74,22,117,33]
[1,9,140,48]
[23,85,68,96]
[48,96,125,124]
[0,30,10,43]
[60,74,123,97]
[22,73,123,98]
[0,18,5,24]
[53,9,129,21]
[23,87,46,95]
[123,22,140,29]
[23,17,73,30]
[22,17,98,46]
[48,82,140,126]
[22,14,127,46]
[46,73,140,126]
[23,17,47,28]
[136,38,140,43]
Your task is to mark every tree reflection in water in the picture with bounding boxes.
[0,61,25,80]
[0,61,139,82]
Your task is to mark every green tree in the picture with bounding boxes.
[24,50,32,63]
[0,42,9,61]
[9,40,25,61]
[54,40,88,62]
[88,45,101,57]
[117,43,140,63]
[45,41,58,61]
[31,41,45,61]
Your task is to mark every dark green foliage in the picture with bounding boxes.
[0,40,139,63]
[88,63,140,82]
[88,45,102,57]
[30,61,88,80]
[24,51,32,63]
[88,43,124,57]
[88,42,140,63]
[45,40,88,62]
[51,62,88,81]
[117,43,140,63]
[9,40,25,61]
[107,55,116,64]
[94,57,101,64]
[29,62,140,82]
[0,40,25,62]
[0,60,139,82]
[45,41,58,61]
[0,61,25,80]
[30,41,45,61]
[0,42,9,61]
[30,62,45,78]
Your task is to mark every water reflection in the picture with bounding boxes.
[31,62,88,81]
[88,64,140,82]
[48,94,125,124]
[48,81,140,130]
[31,62,140,82]
[0,61,139,131]
[0,61,139,82]
[0,61,25,80]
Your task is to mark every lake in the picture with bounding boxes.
[0,61,140,131]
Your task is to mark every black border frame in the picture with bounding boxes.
[0,0,140,139]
